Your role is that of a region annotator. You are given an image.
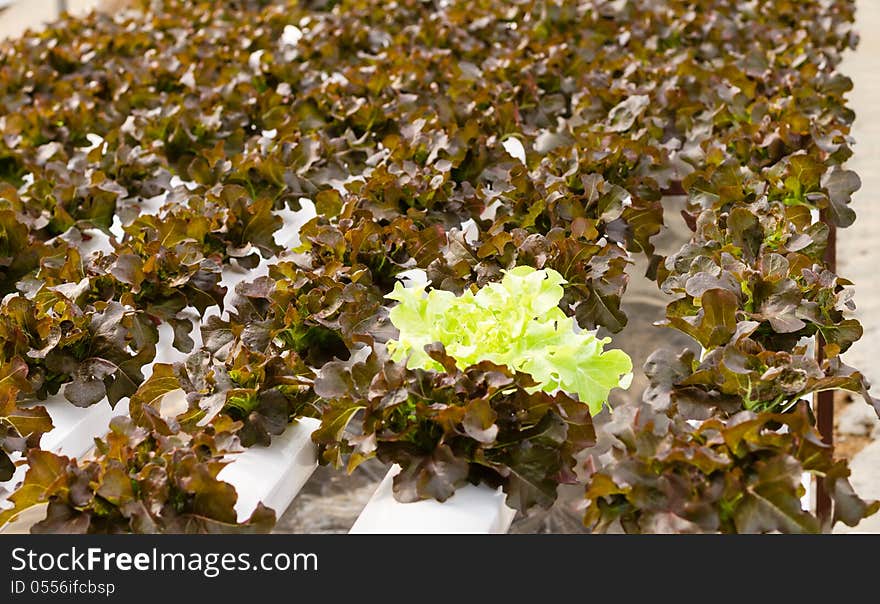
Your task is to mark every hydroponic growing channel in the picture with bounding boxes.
[0,0,877,534]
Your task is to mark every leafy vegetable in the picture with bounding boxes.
[386,267,632,414]
[313,346,595,512]
[0,294,157,406]
[0,358,52,481]
[0,416,274,533]
[583,403,878,534]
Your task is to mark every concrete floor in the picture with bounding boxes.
[835,0,880,533]
[0,0,105,40]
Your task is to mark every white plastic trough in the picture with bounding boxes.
[218,418,320,522]
[40,397,121,456]
[350,465,516,534]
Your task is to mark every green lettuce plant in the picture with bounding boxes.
[386,266,633,414]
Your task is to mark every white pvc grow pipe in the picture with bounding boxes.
[40,397,124,456]
[218,418,320,522]
[350,465,516,534]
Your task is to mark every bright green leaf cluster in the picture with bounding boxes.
[386,267,633,414]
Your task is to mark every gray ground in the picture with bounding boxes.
[834,0,880,534]
[0,1,108,40]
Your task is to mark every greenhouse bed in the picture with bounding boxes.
[0,0,877,535]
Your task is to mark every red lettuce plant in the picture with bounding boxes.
[582,403,877,533]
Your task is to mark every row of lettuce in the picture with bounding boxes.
[0,0,876,532]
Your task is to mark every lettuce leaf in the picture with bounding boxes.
[386,266,632,414]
